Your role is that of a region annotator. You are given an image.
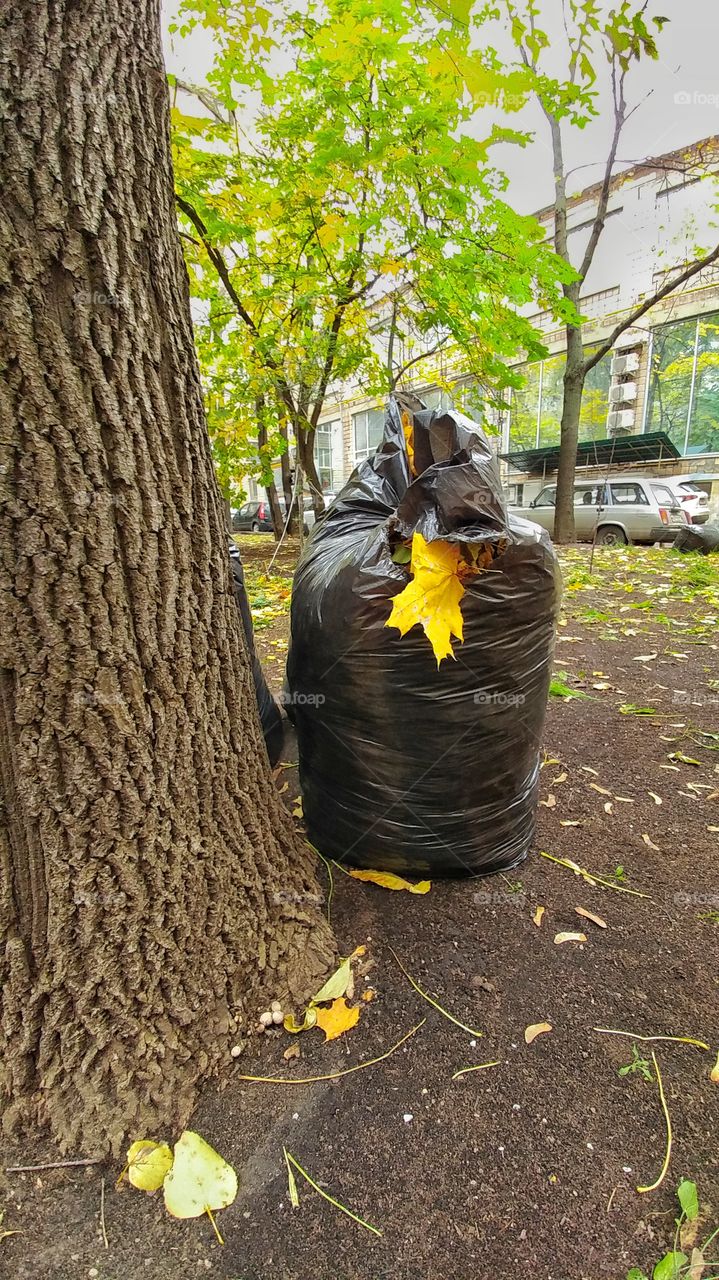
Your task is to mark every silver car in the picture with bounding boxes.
[670,475,710,525]
[516,475,689,546]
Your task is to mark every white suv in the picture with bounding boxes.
[670,475,710,525]
[517,476,689,545]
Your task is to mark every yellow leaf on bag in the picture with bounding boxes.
[126,1140,173,1191]
[315,998,360,1042]
[163,1131,238,1220]
[401,409,416,476]
[385,532,465,665]
[348,869,431,894]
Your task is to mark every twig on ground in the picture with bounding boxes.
[5,1158,104,1173]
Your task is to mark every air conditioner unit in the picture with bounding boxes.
[607,409,636,433]
[609,381,637,404]
[611,353,640,376]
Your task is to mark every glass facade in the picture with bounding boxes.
[508,347,614,449]
[646,312,719,455]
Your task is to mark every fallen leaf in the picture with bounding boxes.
[710,1049,719,1084]
[559,819,583,827]
[533,905,545,927]
[614,797,634,804]
[642,834,661,851]
[361,988,376,1002]
[315,997,360,1042]
[347,869,430,894]
[669,752,701,766]
[311,957,352,1005]
[292,797,304,818]
[284,1008,318,1033]
[707,790,719,802]
[163,1131,238,1221]
[552,772,568,785]
[539,794,556,808]
[554,931,587,945]
[575,907,607,929]
[633,653,658,662]
[541,756,562,768]
[283,1043,301,1062]
[589,783,612,796]
[525,1022,552,1044]
[127,1140,174,1192]
[648,791,663,805]
[385,532,466,665]
[604,801,613,814]
[581,766,599,776]
[688,1248,707,1280]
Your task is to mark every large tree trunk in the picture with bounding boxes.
[554,316,586,544]
[0,0,333,1155]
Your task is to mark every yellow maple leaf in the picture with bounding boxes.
[315,997,360,1042]
[126,1139,174,1191]
[385,532,465,664]
[348,868,431,894]
[401,409,416,476]
[163,1131,238,1221]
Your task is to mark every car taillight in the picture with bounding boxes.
[659,507,669,525]
[681,494,693,502]
[258,502,265,519]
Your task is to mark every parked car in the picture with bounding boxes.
[304,492,336,529]
[670,475,710,524]
[515,476,689,545]
[232,499,276,533]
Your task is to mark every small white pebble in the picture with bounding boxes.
[272,1010,284,1025]
[259,1011,273,1027]
[89,1271,99,1279]
[292,1112,299,1120]
[230,1044,243,1058]
[512,1104,521,1112]
[403,1113,413,1123]
[623,1166,632,1173]
[470,1039,477,1048]
[587,1142,594,1150]
[271,1000,282,1013]
[421,1088,428,1095]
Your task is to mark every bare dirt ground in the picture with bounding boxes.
[3,540,718,1280]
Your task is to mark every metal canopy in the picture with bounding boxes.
[501,431,681,475]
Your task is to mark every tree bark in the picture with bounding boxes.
[0,0,333,1155]
[553,317,586,544]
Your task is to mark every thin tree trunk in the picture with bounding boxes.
[298,427,325,521]
[278,421,296,536]
[554,321,586,544]
[0,0,333,1155]
[256,400,283,541]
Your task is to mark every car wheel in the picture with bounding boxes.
[596,525,628,546]
[251,521,260,533]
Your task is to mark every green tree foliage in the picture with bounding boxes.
[170,0,574,513]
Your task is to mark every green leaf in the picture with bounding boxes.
[626,1270,650,1280]
[652,1253,688,1280]
[310,957,351,1005]
[677,1178,699,1221]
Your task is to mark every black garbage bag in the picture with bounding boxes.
[673,524,719,554]
[285,396,560,877]
[228,538,284,766]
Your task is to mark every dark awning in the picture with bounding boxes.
[501,431,680,474]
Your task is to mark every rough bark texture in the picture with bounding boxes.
[553,309,585,545]
[0,0,333,1154]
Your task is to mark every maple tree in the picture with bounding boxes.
[171,0,572,520]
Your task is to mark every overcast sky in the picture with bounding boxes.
[162,0,719,214]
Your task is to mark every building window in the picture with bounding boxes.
[352,407,385,461]
[314,419,338,491]
[646,312,719,455]
[508,347,613,449]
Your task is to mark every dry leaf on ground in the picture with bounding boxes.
[642,834,661,851]
[525,1022,552,1044]
[126,1140,173,1192]
[554,931,587,945]
[575,907,607,929]
[315,998,360,1042]
[348,869,430,894]
[533,905,545,927]
[163,1131,238,1221]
